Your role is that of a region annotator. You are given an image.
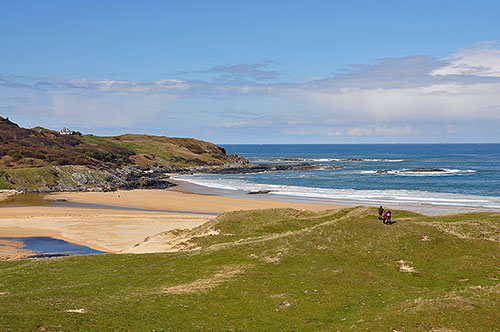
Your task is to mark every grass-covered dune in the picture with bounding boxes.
[1,207,500,331]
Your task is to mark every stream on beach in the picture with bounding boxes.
[0,236,107,258]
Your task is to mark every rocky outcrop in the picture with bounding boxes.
[376,168,446,174]
[182,162,324,174]
[248,190,272,195]
[16,165,176,193]
[323,165,344,170]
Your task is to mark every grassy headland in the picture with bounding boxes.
[1,206,499,331]
[0,116,244,191]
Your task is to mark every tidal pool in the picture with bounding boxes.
[0,236,107,257]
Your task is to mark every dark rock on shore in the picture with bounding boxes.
[22,165,177,193]
[183,162,324,174]
[248,190,272,195]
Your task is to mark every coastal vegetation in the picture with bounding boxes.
[0,116,244,191]
[0,116,240,170]
[1,206,499,331]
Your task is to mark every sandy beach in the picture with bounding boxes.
[0,188,348,259]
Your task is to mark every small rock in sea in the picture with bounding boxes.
[323,165,344,170]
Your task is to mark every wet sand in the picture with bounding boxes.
[49,188,349,213]
[0,239,37,260]
[0,188,348,259]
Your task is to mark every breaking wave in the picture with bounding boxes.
[172,174,500,209]
[360,169,477,176]
[253,158,404,163]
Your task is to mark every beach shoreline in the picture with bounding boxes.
[0,186,349,260]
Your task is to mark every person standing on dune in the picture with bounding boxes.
[386,209,392,224]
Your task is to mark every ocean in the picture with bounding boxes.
[172,144,500,212]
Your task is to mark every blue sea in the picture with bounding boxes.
[173,144,500,211]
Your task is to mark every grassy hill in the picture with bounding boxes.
[81,133,242,168]
[0,116,241,170]
[0,116,245,190]
[1,207,499,331]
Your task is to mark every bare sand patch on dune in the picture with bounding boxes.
[162,265,247,294]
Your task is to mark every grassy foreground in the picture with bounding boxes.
[1,207,500,331]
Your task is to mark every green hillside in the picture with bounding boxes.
[0,116,242,170]
[81,133,242,168]
[1,207,499,331]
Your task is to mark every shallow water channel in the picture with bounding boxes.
[0,236,106,257]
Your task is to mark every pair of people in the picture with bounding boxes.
[378,206,392,224]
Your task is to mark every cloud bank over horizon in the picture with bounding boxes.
[1,42,500,143]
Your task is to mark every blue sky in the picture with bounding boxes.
[1,0,500,143]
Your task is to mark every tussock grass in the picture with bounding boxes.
[1,207,499,331]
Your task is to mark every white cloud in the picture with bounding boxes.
[348,125,416,136]
[327,130,341,136]
[66,78,190,95]
[298,82,500,123]
[431,42,500,77]
[216,121,251,128]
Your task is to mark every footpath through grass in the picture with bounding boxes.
[1,207,500,331]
